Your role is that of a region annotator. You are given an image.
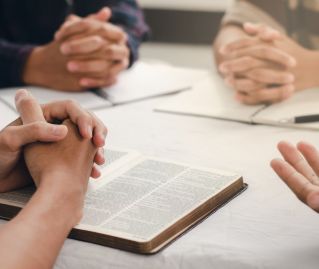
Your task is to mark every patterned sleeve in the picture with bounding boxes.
[108,0,150,67]
[0,40,35,88]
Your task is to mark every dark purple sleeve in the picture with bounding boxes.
[75,0,150,67]
[107,0,150,67]
[0,40,35,88]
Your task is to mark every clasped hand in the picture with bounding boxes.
[0,90,107,192]
[24,8,129,91]
[218,23,314,105]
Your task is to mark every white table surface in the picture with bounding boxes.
[1,94,318,269]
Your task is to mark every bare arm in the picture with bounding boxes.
[0,90,100,269]
[0,178,81,269]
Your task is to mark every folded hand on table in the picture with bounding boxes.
[218,22,318,105]
[55,7,130,89]
[0,89,107,192]
[271,141,319,213]
[23,8,129,91]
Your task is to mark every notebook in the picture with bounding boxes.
[0,148,247,254]
[155,74,319,130]
[0,61,208,112]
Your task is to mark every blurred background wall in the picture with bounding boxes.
[140,0,233,44]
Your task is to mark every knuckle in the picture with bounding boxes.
[31,122,45,134]
[18,97,34,108]
[0,129,15,151]
[80,19,90,29]
[64,99,78,108]
[93,35,104,45]
[297,181,312,203]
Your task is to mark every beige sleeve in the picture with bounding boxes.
[222,0,286,34]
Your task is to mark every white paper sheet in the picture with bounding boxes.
[98,61,208,104]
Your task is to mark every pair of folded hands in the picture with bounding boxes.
[0,90,107,195]
[23,7,130,91]
[218,23,319,105]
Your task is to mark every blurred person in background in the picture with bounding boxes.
[0,0,149,91]
[214,0,319,105]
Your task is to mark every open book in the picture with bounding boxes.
[155,74,319,131]
[0,149,247,254]
[0,62,207,112]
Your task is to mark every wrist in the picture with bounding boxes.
[37,171,85,227]
[22,46,46,86]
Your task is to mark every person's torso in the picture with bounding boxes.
[0,0,112,45]
[246,0,319,49]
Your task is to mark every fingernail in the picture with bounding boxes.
[289,58,297,67]
[87,126,93,138]
[80,79,91,87]
[15,89,29,103]
[60,44,70,54]
[219,64,228,73]
[67,62,78,72]
[52,125,66,136]
[287,74,295,82]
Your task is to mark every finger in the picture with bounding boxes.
[79,77,115,88]
[220,38,260,55]
[67,59,110,74]
[270,158,319,207]
[92,116,107,147]
[243,22,282,41]
[61,35,106,55]
[277,141,319,184]
[94,148,105,165]
[297,142,319,180]
[91,165,101,179]
[109,59,129,77]
[105,44,129,62]
[219,56,270,74]
[225,77,266,93]
[230,45,296,68]
[57,18,125,43]
[42,101,107,144]
[15,89,46,124]
[246,68,295,84]
[0,122,67,152]
[236,84,295,105]
[88,7,111,22]
[42,100,94,139]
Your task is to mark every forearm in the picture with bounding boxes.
[0,176,80,269]
[213,24,247,66]
[0,40,35,88]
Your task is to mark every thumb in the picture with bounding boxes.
[88,7,112,21]
[4,122,68,152]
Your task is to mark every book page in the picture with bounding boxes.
[0,100,18,130]
[0,187,34,207]
[155,75,265,123]
[80,158,239,242]
[89,149,141,190]
[0,86,110,111]
[253,87,319,130]
[97,61,208,105]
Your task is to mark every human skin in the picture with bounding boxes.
[0,91,100,269]
[0,90,107,192]
[214,23,319,105]
[271,141,319,213]
[23,8,129,91]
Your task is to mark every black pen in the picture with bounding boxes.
[281,114,319,124]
